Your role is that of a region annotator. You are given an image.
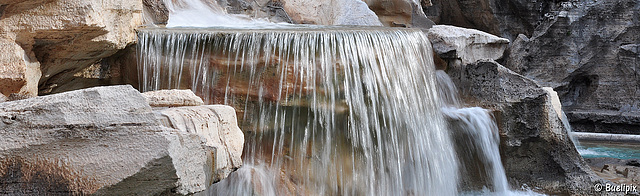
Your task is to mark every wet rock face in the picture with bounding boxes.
[0,0,142,96]
[0,85,244,195]
[446,60,606,195]
[504,0,640,134]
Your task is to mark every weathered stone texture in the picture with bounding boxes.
[0,0,142,95]
[0,85,244,195]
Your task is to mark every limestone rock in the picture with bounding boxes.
[364,0,434,28]
[142,89,205,107]
[0,38,41,97]
[503,0,640,134]
[156,105,244,183]
[445,60,607,195]
[0,0,143,95]
[428,25,509,65]
[0,85,244,195]
[0,93,6,103]
[542,87,563,121]
[281,0,383,26]
[143,0,170,25]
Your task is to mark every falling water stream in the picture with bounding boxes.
[139,27,458,195]
[137,1,545,195]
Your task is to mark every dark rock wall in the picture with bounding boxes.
[446,60,607,195]
[426,0,640,134]
[424,0,561,40]
[504,0,640,133]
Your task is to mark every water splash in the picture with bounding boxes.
[443,107,508,192]
[163,0,278,28]
[138,27,459,195]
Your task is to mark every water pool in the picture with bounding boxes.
[578,140,640,159]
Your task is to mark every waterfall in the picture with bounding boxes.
[435,70,507,193]
[138,27,459,195]
[162,0,277,27]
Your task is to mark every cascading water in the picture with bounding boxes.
[160,0,282,28]
[436,70,508,193]
[435,71,544,196]
[138,27,459,195]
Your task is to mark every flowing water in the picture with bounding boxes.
[139,27,459,195]
[161,0,282,28]
[137,1,546,190]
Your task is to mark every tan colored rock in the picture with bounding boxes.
[0,85,244,195]
[156,105,244,184]
[542,87,563,120]
[0,93,6,103]
[282,0,382,25]
[0,0,142,95]
[428,25,509,65]
[142,89,205,107]
[0,38,41,97]
[364,0,434,28]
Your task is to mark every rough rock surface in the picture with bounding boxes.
[424,0,561,40]
[0,38,40,97]
[363,0,433,28]
[585,157,640,192]
[0,85,244,195]
[142,89,205,107]
[0,93,6,103]
[44,45,139,95]
[0,0,142,95]
[445,60,606,195]
[156,105,244,183]
[428,25,509,65]
[503,0,640,134]
[278,0,382,26]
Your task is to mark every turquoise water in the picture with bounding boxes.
[578,140,640,159]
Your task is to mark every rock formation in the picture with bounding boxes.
[503,0,640,134]
[364,0,434,28]
[428,25,509,65]
[431,27,607,194]
[0,0,142,96]
[156,105,245,183]
[424,0,640,135]
[0,85,244,195]
[424,0,560,40]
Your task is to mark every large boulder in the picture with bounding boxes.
[0,0,142,95]
[0,85,244,195]
[445,60,607,194]
[503,0,640,134]
[428,25,509,65]
[277,0,383,26]
[156,105,245,183]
